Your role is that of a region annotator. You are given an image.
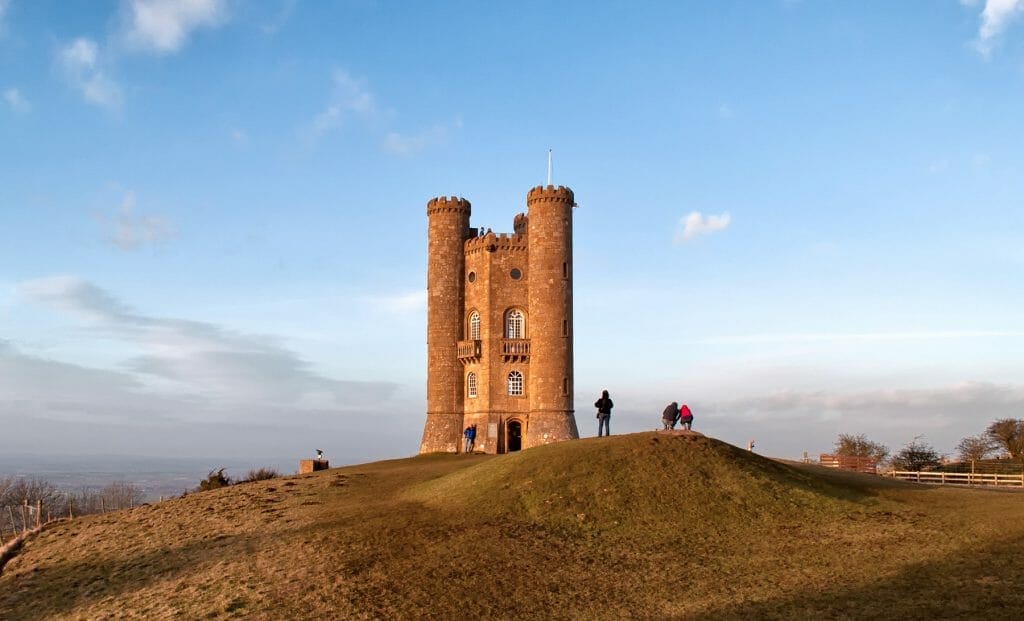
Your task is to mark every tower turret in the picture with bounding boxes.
[421,196,472,453]
[524,185,578,447]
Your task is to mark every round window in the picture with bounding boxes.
[468,272,476,283]
[510,268,522,280]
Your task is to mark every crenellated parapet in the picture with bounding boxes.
[464,231,528,254]
[427,196,471,216]
[526,185,574,207]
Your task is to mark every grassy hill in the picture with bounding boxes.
[3,432,1024,619]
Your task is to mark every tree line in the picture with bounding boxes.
[0,477,143,538]
[833,418,1024,472]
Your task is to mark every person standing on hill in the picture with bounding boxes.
[662,402,679,430]
[594,390,614,437]
[678,404,694,430]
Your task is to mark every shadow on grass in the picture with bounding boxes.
[701,529,1024,620]
[0,529,269,621]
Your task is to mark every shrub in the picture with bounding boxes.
[197,469,232,492]
[241,468,280,483]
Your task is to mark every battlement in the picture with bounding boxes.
[526,185,574,206]
[427,196,472,216]
[465,231,527,253]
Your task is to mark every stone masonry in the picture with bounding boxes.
[420,185,579,454]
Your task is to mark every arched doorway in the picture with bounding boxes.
[507,420,523,452]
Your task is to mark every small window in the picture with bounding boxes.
[468,271,476,283]
[562,319,568,337]
[510,268,522,280]
[506,309,525,339]
[562,262,568,278]
[467,372,478,398]
[508,370,524,396]
[469,311,481,340]
[562,377,569,395]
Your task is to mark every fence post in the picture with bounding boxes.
[7,506,15,535]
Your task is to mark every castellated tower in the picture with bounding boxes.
[420,185,579,454]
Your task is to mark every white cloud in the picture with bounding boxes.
[122,0,229,54]
[968,0,1024,57]
[57,37,122,109]
[3,87,29,113]
[674,211,731,243]
[97,192,177,250]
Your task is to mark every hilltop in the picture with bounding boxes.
[3,432,1024,619]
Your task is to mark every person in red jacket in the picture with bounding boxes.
[678,404,694,430]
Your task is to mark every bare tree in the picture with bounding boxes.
[891,438,941,472]
[956,435,996,472]
[833,433,889,463]
[100,481,144,510]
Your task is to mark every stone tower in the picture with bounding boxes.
[420,185,579,454]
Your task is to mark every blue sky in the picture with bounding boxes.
[1,0,1023,465]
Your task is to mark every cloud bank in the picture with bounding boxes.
[15,276,400,410]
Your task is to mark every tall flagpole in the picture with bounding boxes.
[547,149,553,186]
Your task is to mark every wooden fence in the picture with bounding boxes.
[887,470,1024,488]
[819,454,879,474]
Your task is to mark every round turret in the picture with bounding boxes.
[421,195,471,453]
[525,185,578,447]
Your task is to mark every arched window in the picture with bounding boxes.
[467,372,478,398]
[505,309,525,339]
[469,311,481,340]
[507,370,524,396]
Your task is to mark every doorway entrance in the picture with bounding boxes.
[507,420,523,452]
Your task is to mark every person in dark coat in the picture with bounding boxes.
[463,425,475,453]
[678,404,694,430]
[594,390,614,437]
[662,402,679,430]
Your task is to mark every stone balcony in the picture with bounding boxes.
[501,338,530,362]
[457,339,481,361]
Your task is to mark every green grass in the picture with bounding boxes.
[3,432,1024,619]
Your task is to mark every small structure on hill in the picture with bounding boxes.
[300,453,329,474]
[420,184,579,455]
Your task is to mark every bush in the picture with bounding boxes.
[241,468,280,483]
[197,468,232,492]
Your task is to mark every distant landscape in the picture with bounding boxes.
[0,454,296,501]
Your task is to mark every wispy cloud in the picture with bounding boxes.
[121,0,229,54]
[966,0,1024,57]
[0,0,10,36]
[16,276,400,409]
[3,87,30,113]
[96,192,177,250]
[674,211,731,243]
[693,330,1024,346]
[309,68,377,138]
[56,37,122,109]
[382,121,457,156]
[360,290,427,314]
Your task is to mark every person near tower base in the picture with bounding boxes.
[662,402,679,430]
[594,390,614,437]
[463,425,477,453]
